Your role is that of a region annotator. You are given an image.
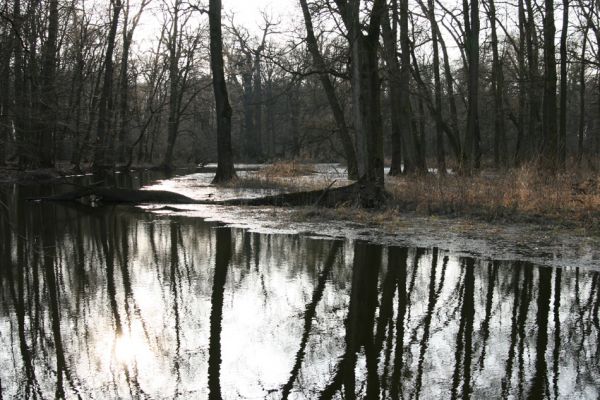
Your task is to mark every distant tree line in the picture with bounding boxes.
[0,0,598,179]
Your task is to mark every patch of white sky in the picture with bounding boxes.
[123,0,571,63]
[130,0,301,54]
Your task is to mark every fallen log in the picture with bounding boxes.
[31,187,216,205]
[31,180,387,208]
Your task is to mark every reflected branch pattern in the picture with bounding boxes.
[0,190,598,399]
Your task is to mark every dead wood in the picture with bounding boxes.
[30,181,389,208]
[30,187,215,205]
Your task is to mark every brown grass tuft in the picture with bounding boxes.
[258,160,317,178]
[385,164,600,228]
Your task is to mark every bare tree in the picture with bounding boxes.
[462,0,481,171]
[209,0,236,182]
[542,0,558,170]
[558,0,569,169]
[299,0,358,179]
[484,0,508,168]
[93,0,122,169]
[331,0,387,205]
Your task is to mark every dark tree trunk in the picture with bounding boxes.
[13,0,27,168]
[381,0,405,176]
[38,0,59,167]
[418,0,462,162]
[117,1,146,165]
[68,14,87,170]
[398,0,420,173]
[163,1,180,170]
[462,0,481,171]
[542,0,558,171]
[525,0,541,156]
[428,0,446,173]
[209,0,236,183]
[515,0,527,164]
[558,0,569,169]
[299,0,358,179]
[341,0,387,205]
[487,0,508,168]
[577,25,588,166]
[253,52,263,159]
[93,0,122,169]
[242,54,256,159]
[0,23,11,166]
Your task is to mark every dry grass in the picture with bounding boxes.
[258,160,317,178]
[227,162,600,231]
[385,165,600,228]
[223,160,348,192]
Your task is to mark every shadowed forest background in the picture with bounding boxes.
[1,0,599,176]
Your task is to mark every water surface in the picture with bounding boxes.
[0,178,598,399]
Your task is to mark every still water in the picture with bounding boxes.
[0,176,599,399]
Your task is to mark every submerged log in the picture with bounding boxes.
[32,180,388,208]
[32,187,215,204]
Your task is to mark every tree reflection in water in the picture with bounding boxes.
[0,188,599,399]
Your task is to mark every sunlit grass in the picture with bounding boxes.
[232,162,600,231]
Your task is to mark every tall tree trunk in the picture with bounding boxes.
[0,24,11,166]
[381,0,404,176]
[428,0,446,173]
[93,0,122,169]
[558,0,569,169]
[515,0,527,164]
[344,0,386,205]
[299,0,358,179]
[38,0,59,167]
[209,0,236,183]
[399,0,420,173]
[486,0,508,168]
[421,0,462,161]
[13,0,27,168]
[253,52,263,160]
[163,0,180,170]
[525,0,541,157]
[242,54,256,159]
[265,74,275,157]
[542,0,558,171]
[69,14,86,170]
[577,25,588,166]
[462,0,481,171]
[118,0,147,165]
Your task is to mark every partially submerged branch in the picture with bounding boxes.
[31,181,389,208]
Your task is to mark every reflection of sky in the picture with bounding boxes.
[1,206,599,398]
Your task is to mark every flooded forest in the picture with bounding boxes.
[1,0,600,399]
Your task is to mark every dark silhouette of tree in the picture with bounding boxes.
[299,0,358,179]
[208,0,236,183]
[542,0,558,171]
[93,0,122,169]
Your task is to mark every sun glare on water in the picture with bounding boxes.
[114,332,149,365]
[97,329,154,369]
